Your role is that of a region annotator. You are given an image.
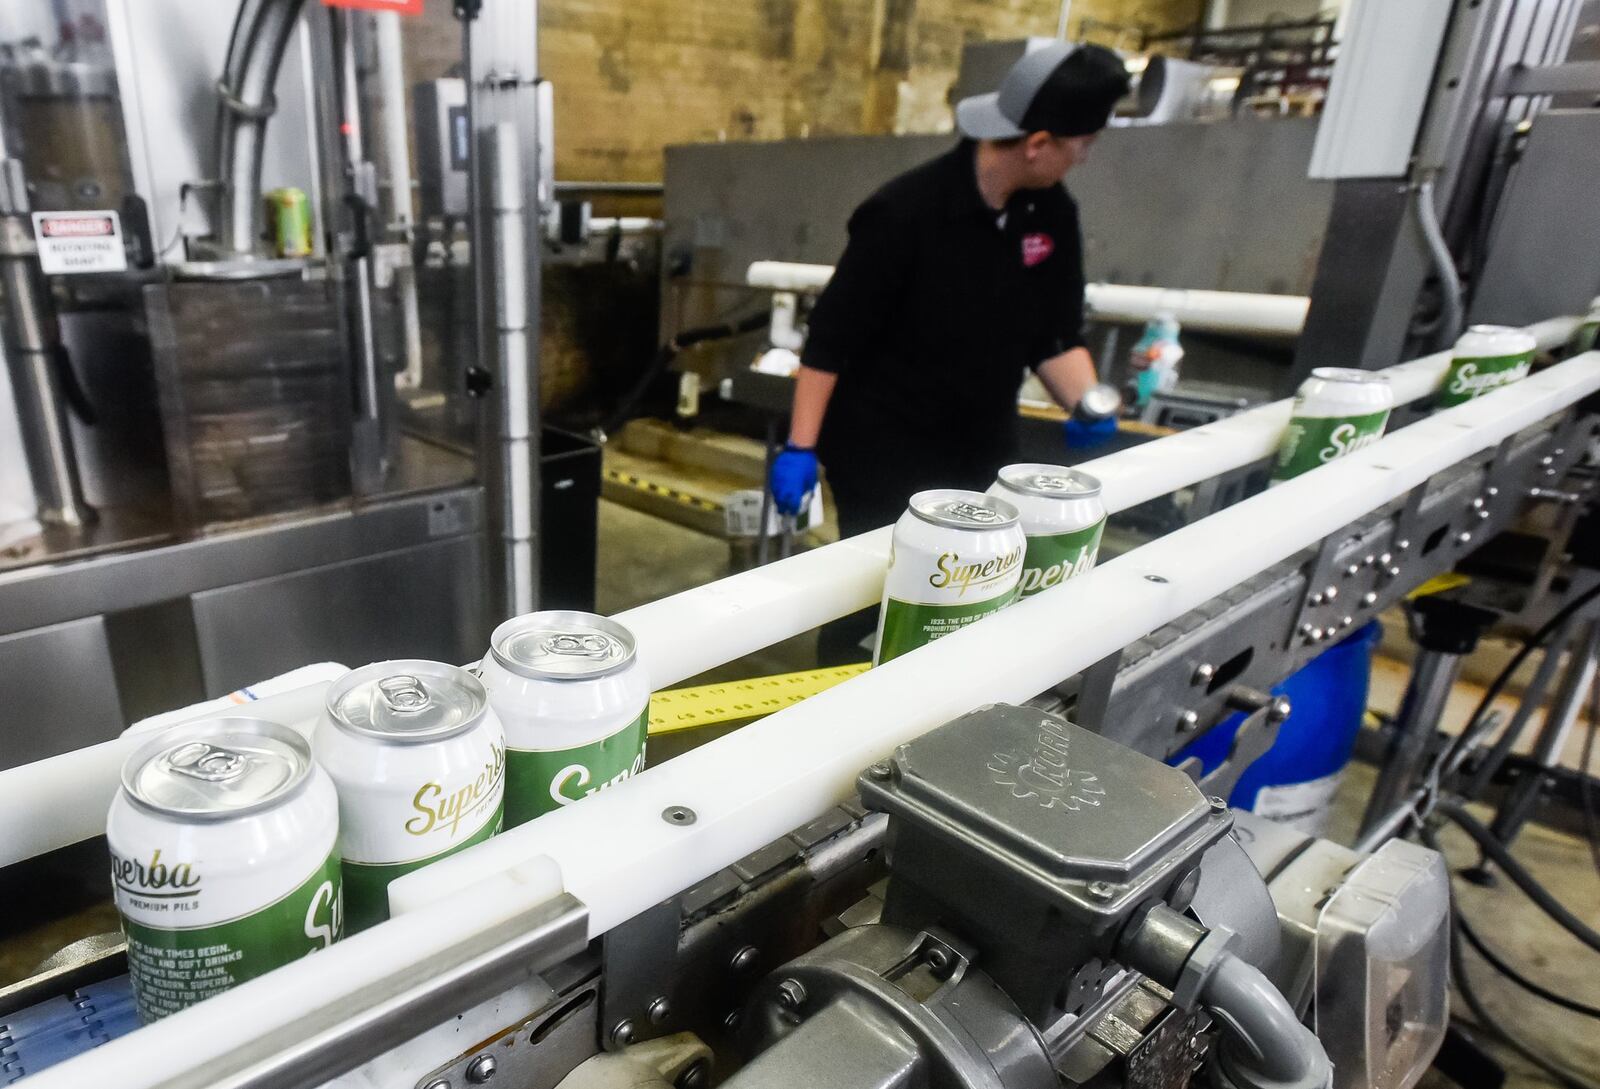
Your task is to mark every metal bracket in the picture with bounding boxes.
[414,973,602,1089]
[600,898,681,1050]
[1174,696,1285,801]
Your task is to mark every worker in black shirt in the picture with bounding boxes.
[768,42,1130,664]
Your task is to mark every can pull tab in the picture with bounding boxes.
[378,674,432,713]
[1034,474,1071,491]
[165,741,248,782]
[544,634,614,660]
[945,501,999,524]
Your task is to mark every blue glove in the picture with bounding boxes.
[770,444,818,516]
[1064,415,1118,450]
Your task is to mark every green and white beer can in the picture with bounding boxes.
[479,611,650,828]
[315,661,505,932]
[1437,325,1536,408]
[874,489,1025,666]
[1573,296,1600,355]
[1271,367,1395,482]
[987,465,1105,597]
[107,717,342,1024]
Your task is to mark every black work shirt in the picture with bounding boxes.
[803,140,1087,488]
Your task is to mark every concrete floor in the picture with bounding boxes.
[5,498,1597,1088]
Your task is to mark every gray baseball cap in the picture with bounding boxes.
[956,42,1130,141]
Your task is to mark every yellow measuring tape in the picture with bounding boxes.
[649,663,870,735]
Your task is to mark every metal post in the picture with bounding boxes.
[1359,647,1464,837]
[1463,615,1577,798]
[0,160,92,529]
[331,9,389,494]
[1484,619,1600,849]
[466,0,544,622]
[484,123,538,616]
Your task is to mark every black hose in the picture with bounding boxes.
[600,310,771,438]
[1434,800,1600,953]
[1437,582,1600,789]
[1456,908,1600,1019]
[1584,674,1600,878]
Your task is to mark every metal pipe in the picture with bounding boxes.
[1359,646,1464,836]
[0,160,91,528]
[485,122,538,615]
[214,0,309,256]
[374,10,425,391]
[1464,615,1576,797]
[392,353,1600,934]
[1485,618,1600,847]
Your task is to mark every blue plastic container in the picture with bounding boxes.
[1173,621,1380,834]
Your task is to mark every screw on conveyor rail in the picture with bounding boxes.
[662,805,697,826]
[1177,710,1200,733]
[677,1059,710,1089]
[730,945,760,973]
[610,1019,636,1047]
[649,996,672,1024]
[466,1054,498,1083]
[1191,663,1215,685]
[867,761,893,781]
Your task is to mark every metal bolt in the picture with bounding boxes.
[661,805,697,826]
[723,1009,742,1032]
[1485,487,1499,498]
[1545,467,1557,477]
[1553,448,1565,457]
[1377,553,1391,566]
[648,996,672,1025]
[1309,591,1324,605]
[1471,496,1485,509]
[730,945,760,974]
[424,1081,450,1089]
[1299,622,1316,636]
[1540,456,1554,467]
[1342,615,1355,628]
[776,979,807,1010]
[1364,554,1376,566]
[1145,574,1169,584]
[1208,795,1228,814]
[1362,591,1378,606]
[610,1019,636,1047]
[1324,585,1338,601]
[1387,566,1402,578]
[677,1059,710,1089]
[1178,709,1200,733]
[1192,662,1216,685]
[1477,509,1490,521]
[1457,532,1473,545]
[867,761,892,781]
[1396,538,1410,550]
[1345,563,1360,577]
[466,1055,498,1084]
[1308,627,1324,641]
[1266,697,1292,723]
[1087,879,1116,900]
[926,947,952,973]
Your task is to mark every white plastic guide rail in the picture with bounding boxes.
[31,351,1600,1089]
[0,317,1578,870]
[745,260,1311,338]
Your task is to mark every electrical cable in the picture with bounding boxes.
[598,309,772,438]
[1583,671,1600,878]
[1434,582,1600,794]
[1434,800,1600,954]
[1455,907,1600,1019]
[1422,825,1600,1089]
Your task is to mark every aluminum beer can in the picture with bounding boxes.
[1271,368,1395,482]
[1438,325,1536,408]
[264,186,313,258]
[874,489,1025,666]
[1574,295,1600,355]
[107,717,342,1023]
[987,465,1106,597]
[315,660,506,932]
[479,611,651,827]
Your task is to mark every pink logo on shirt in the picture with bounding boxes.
[1021,233,1054,267]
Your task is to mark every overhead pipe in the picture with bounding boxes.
[213,0,309,256]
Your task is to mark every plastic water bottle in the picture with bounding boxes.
[1129,312,1183,408]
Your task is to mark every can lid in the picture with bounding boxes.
[490,611,638,681]
[1456,324,1536,355]
[908,489,1019,530]
[1309,367,1389,385]
[327,660,487,743]
[121,717,312,819]
[996,464,1103,499]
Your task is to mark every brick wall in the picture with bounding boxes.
[407,1,1203,184]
